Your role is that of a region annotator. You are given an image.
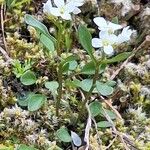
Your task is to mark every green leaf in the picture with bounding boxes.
[97,121,112,128]
[89,101,102,117]
[20,70,37,85]
[69,60,78,71]
[28,94,46,111]
[40,33,54,51]
[81,61,95,75]
[61,55,79,66]
[24,14,56,43]
[17,92,34,107]
[81,61,106,75]
[62,60,78,73]
[61,55,79,73]
[106,80,116,87]
[68,79,81,88]
[80,79,93,92]
[104,52,131,64]
[105,109,116,120]
[18,144,38,150]
[96,81,113,96]
[100,109,117,120]
[78,25,95,61]
[6,0,16,8]
[56,127,72,142]
[62,63,70,73]
[45,81,59,92]
[111,16,119,24]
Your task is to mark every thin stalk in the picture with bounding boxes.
[56,26,62,56]
[79,61,100,118]
[56,64,63,116]
[55,23,64,116]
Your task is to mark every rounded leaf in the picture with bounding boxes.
[18,144,38,150]
[20,70,37,85]
[45,81,59,92]
[105,109,116,120]
[89,101,102,117]
[99,109,117,120]
[80,79,93,92]
[69,60,78,70]
[56,127,72,142]
[28,94,46,111]
[17,92,34,107]
[106,80,116,87]
[97,121,112,128]
[96,81,113,96]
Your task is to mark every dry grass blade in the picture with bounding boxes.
[84,102,92,150]
[1,4,8,53]
[110,35,150,80]
[0,46,12,62]
[102,107,130,150]
[100,96,123,120]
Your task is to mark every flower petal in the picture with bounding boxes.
[43,0,52,13]
[104,45,114,55]
[71,131,82,147]
[117,26,135,44]
[93,17,107,29]
[108,34,118,44]
[107,22,122,32]
[61,13,72,20]
[99,31,109,39]
[73,7,81,14]
[67,0,84,6]
[50,7,61,16]
[54,0,65,7]
[92,38,102,48]
[65,3,75,13]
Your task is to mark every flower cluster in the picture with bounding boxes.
[43,0,84,20]
[92,17,135,55]
[43,1,135,55]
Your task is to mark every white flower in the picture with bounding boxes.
[43,0,52,14]
[92,31,117,55]
[93,17,123,33]
[117,26,135,44]
[67,0,84,14]
[43,0,75,20]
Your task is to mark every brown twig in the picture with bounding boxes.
[110,35,150,80]
[0,46,12,62]
[0,4,12,62]
[100,96,123,120]
[92,117,102,149]
[102,107,130,150]
[80,89,102,150]
[1,4,8,53]
[84,102,92,150]
[105,135,117,150]
[95,0,100,16]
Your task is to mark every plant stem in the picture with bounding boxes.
[79,61,100,118]
[55,23,65,116]
[56,27,62,56]
[56,64,63,116]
